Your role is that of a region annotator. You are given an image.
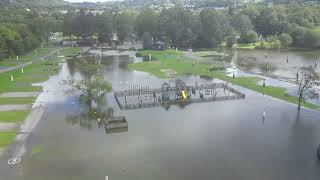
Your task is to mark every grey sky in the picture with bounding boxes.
[65,0,122,2]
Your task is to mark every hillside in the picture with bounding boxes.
[0,0,71,9]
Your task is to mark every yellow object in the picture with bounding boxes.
[181,91,187,99]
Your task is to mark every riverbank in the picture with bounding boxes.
[0,47,81,156]
[129,49,319,109]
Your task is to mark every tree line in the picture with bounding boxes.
[0,8,62,60]
[62,3,320,50]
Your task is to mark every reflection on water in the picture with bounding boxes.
[0,53,320,180]
[208,49,320,80]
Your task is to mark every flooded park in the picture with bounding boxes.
[1,48,320,180]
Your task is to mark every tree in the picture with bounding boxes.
[115,11,135,44]
[239,30,258,43]
[199,8,226,48]
[63,75,112,104]
[303,30,320,48]
[226,29,237,48]
[0,36,8,59]
[135,9,159,41]
[63,59,112,105]
[290,26,306,47]
[141,32,153,50]
[158,6,200,48]
[271,40,281,49]
[231,14,253,34]
[95,12,114,45]
[296,66,320,110]
[279,33,293,47]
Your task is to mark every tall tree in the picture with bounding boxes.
[115,11,135,44]
[296,66,320,110]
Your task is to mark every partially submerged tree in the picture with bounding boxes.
[63,59,112,105]
[63,75,112,103]
[297,66,320,110]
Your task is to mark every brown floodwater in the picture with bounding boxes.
[0,51,320,180]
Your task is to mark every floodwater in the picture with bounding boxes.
[1,50,320,180]
[216,49,320,81]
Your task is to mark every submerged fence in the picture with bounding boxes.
[114,83,246,110]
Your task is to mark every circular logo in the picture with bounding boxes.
[8,158,21,165]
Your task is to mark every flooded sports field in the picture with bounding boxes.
[1,50,320,180]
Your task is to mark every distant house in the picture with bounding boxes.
[62,41,78,47]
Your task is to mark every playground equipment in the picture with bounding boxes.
[114,79,246,110]
[181,91,187,99]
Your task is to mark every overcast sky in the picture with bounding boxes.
[65,0,122,2]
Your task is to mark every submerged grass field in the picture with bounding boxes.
[129,50,318,109]
[0,47,82,150]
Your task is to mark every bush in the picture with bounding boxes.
[239,30,258,43]
[303,30,320,48]
[279,33,293,47]
[271,40,281,49]
[291,26,306,47]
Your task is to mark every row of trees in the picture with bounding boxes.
[0,8,61,59]
[62,3,320,50]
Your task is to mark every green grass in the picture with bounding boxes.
[0,47,82,148]
[0,45,55,67]
[32,146,41,154]
[234,42,273,49]
[0,111,29,123]
[0,97,35,105]
[61,47,82,57]
[0,131,16,147]
[0,47,82,93]
[130,50,319,109]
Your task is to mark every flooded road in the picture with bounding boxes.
[0,53,320,180]
[216,49,320,81]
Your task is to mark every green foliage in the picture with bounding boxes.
[231,14,253,34]
[0,97,35,105]
[0,8,62,61]
[297,66,320,109]
[226,34,236,48]
[279,33,293,47]
[304,30,320,48]
[0,132,16,147]
[115,11,136,43]
[239,30,258,43]
[142,32,153,50]
[0,111,30,123]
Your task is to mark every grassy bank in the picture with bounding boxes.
[0,132,16,148]
[129,50,318,109]
[0,111,30,123]
[0,97,36,105]
[0,47,82,150]
[0,45,55,67]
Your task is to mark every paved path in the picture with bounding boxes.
[0,105,31,112]
[0,123,18,131]
[0,92,40,98]
[12,107,45,158]
[0,48,61,74]
[0,148,4,156]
